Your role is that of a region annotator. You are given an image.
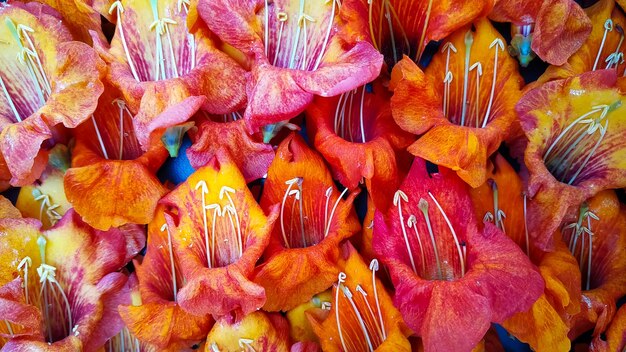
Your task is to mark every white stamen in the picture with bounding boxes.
[325,187,349,237]
[482,38,504,128]
[160,223,177,301]
[219,186,243,256]
[195,180,212,268]
[109,1,140,81]
[91,115,109,159]
[288,0,306,69]
[342,286,374,352]
[469,62,482,127]
[280,178,301,248]
[324,187,333,231]
[394,190,417,274]
[407,214,426,276]
[369,259,386,340]
[359,85,367,143]
[428,191,465,277]
[313,0,336,70]
[593,19,613,71]
[460,31,473,126]
[336,272,348,352]
[17,257,32,304]
[418,198,443,279]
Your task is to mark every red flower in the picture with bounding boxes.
[373,159,543,352]
[196,0,383,133]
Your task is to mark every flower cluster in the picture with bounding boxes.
[0,0,625,351]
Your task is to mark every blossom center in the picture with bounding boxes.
[109,0,196,82]
[195,182,246,268]
[334,261,387,352]
[278,177,348,249]
[332,85,371,143]
[394,190,466,281]
[1,19,50,123]
[261,0,335,71]
[562,203,599,291]
[542,101,619,185]
[441,30,503,128]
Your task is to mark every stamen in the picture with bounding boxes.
[355,284,384,342]
[482,38,504,128]
[160,223,177,301]
[195,180,213,268]
[393,190,417,274]
[324,187,333,231]
[32,189,62,225]
[367,0,378,50]
[460,30,473,126]
[4,321,13,336]
[384,0,398,64]
[219,186,243,256]
[280,177,302,248]
[488,179,506,232]
[37,263,73,341]
[325,187,349,237]
[593,19,613,71]
[428,191,465,277]
[418,198,443,279]
[239,338,256,351]
[273,12,288,66]
[369,259,386,341]
[469,62,482,127]
[109,1,140,81]
[336,272,348,352]
[17,257,32,304]
[359,85,366,143]
[112,99,131,160]
[441,42,458,117]
[342,286,374,352]
[91,115,110,160]
[288,0,306,69]
[264,0,269,57]
[415,0,433,61]
[206,203,221,268]
[407,215,426,276]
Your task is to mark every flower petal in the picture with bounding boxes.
[206,311,291,351]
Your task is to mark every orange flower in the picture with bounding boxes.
[560,190,626,339]
[489,0,591,66]
[253,133,360,311]
[195,0,383,133]
[0,2,105,186]
[469,154,582,352]
[540,0,626,81]
[159,151,278,319]
[205,311,291,351]
[517,69,626,250]
[64,81,168,230]
[118,205,213,349]
[365,0,492,64]
[307,243,412,351]
[92,0,247,151]
[373,159,543,352]
[306,79,414,211]
[0,208,145,350]
[391,19,523,187]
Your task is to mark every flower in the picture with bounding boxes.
[0,1,105,186]
[307,243,413,351]
[590,304,626,352]
[561,190,626,339]
[64,81,168,230]
[196,0,383,133]
[0,207,145,350]
[306,79,414,211]
[158,150,278,319]
[92,0,247,152]
[390,19,523,187]
[373,158,543,352]
[540,0,626,81]
[517,69,626,250]
[253,133,360,311]
[118,205,213,348]
[489,0,591,66]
